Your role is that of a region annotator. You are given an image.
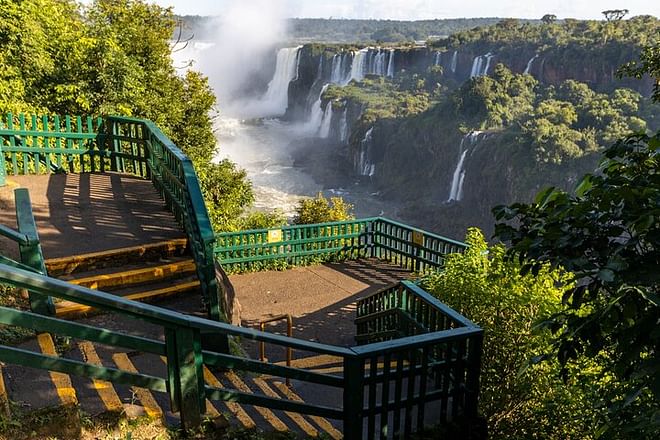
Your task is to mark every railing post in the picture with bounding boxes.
[343,354,364,440]
[0,141,6,186]
[15,188,54,315]
[464,331,483,419]
[165,326,205,430]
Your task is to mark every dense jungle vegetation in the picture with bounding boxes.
[0,0,254,231]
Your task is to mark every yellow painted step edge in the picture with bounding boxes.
[203,366,255,429]
[55,280,201,319]
[78,341,123,414]
[112,353,163,419]
[45,239,188,274]
[252,377,318,437]
[225,371,288,432]
[67,259,197,289]
[272,381,343,440]
[37,333,78,406]
[0,363,10,417]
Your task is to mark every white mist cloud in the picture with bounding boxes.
[177,0,292,117]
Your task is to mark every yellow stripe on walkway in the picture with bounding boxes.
[78,342,123,413]
[203,366,255,429]
[0,363,10,417]
[273,381,343,440]
[253,377,319,437]
[37,333,78,406]
[112,353,162,419]
[225,371,288,432]
[158,357,222,420]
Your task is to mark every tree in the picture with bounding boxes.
[293,193,354,225]
[541,14,557,24]
[602,9,629,21]
[422,229,597,439]
[493,132,659,438]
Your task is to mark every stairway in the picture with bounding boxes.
[44,239,200,319]
[0,240,344,437]
[0,333,343,438]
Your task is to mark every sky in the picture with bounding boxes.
[149,0,660,20]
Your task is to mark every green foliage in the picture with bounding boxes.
[293,193,354,225]
[0,0,254,232]
[238,210,287,231]
[422,228,598,439]
[618,44,660,101]
[494,132,660,438]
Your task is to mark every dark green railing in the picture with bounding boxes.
[0,262,481,439]
[1,114,482,438]
[215,217,467,273]
[0,113,220,321]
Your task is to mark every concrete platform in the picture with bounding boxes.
[0,173,184,260]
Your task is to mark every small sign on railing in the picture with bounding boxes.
[412,230,424,246]
[268,229,283,243]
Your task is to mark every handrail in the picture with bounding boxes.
[259,314,293,386]
[0,224,30,246]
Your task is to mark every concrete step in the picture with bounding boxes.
[62,258,197,291]
[0,334,342,438]
[55,278,201,319]
[45,239,189,277]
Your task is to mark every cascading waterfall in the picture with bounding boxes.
[319,101,334,138]
[450,51,458,73]
[482,53,495,75]
[524,54,539,74]
[308,84,329,132]
[330,54,344,84]
[348,48,369,83]
[470,52,494,78]
[433,51,442,66]
[387,49,395,77]
[339,108,349,144]
[262,46,302,115]
[355,127,376,176]
[371,49,387,76]
[447,131,483,202]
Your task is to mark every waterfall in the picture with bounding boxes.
[447,131,483,202]
[387,49,395,77]
[450,51,458,73]
[348,48,369,83]
[483,53,495,75]
[319,101,334,138]
[308,84,330,132]
[524,54,539,74]
[356,127,375,176]
[371,49,387,76]
[470,52,494,78]
[330,54,344,83]
[262,46,302,115]
[433,51,441,66]
[339,108,349,144]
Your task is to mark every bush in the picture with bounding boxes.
[422,228,598,439]
[293,193,354,225]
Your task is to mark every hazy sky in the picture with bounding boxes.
[149,0,659,20]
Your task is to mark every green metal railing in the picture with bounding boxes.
[1,113,482,438]
[0,113,220,321]
[0,262,482,438]
[215,217,467,273]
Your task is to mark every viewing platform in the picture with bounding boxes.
[0,113,483,439]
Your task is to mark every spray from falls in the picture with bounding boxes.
[447,131,483,202]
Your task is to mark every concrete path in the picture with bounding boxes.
[0,173,184,259]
